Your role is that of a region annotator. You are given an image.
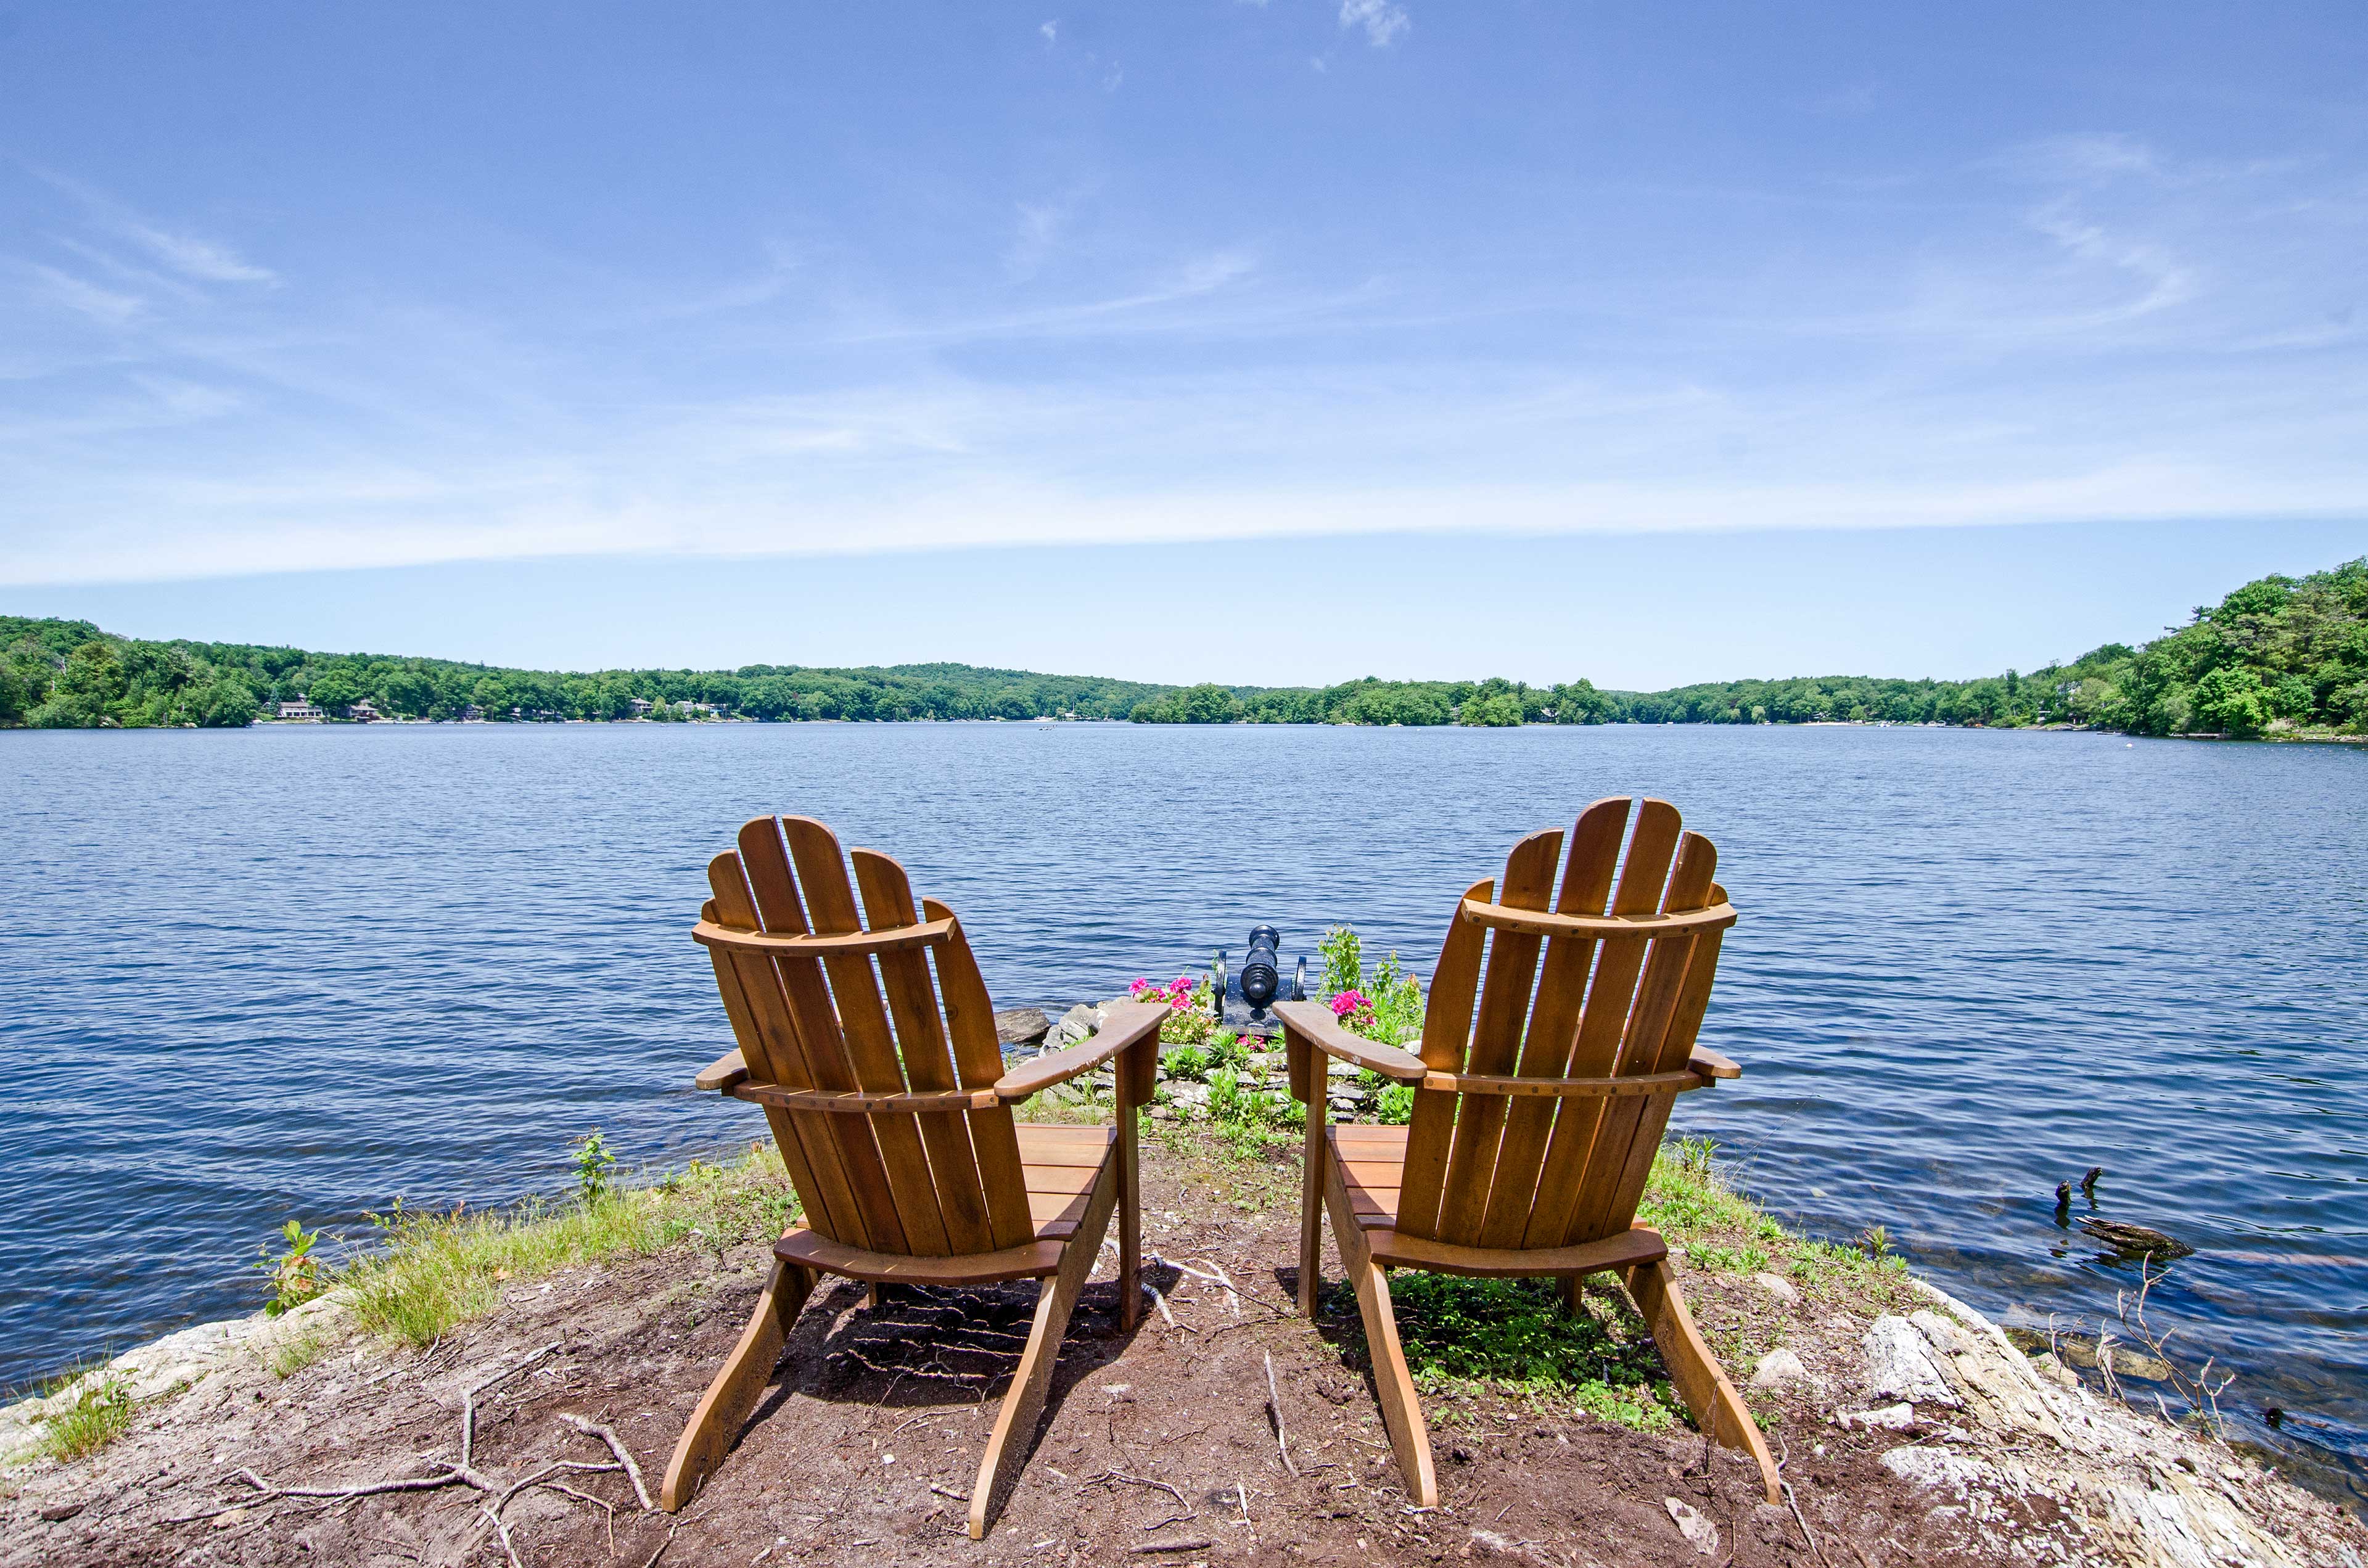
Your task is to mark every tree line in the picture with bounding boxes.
[4,557,2362,738]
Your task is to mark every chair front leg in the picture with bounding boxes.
[660,1257,816,1511]
[1622,1257,1781,1505]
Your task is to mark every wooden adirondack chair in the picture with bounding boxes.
[1281,796,1782,1506]
[663,815,1165,1538]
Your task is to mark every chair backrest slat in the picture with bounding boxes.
[1394,798,1735,1252]
[924,897,1038,1249]
[781,817,954,1257]
[734,818,915,1254]
[701,816,1035,1262]
[704,855,871,1247]
[1558,829,1719,1245]
[1475,797,1630,1248]
[1392,874,1494,1241]
[852,848,996,1256]
[1431,829,1563,1244]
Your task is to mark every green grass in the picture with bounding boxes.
[266,1329,331,1379]
[1363,1273,1680,1432]
[36,1375,133,1463]
[340,1142,800,1347]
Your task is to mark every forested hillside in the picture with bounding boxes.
[0,621,1166,727]
[3,558,2361,736]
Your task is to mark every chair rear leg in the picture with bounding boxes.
[969,1152,1122,1539]
[660,1258,817,1511]
[1622,1257,1781,1505]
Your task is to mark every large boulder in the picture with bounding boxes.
[994,1008,1051,1046]
[1863,1315,1963,1407]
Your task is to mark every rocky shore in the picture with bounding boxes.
[6,1104,2362,1567]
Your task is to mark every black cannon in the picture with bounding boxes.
[1209,926,1307,1035]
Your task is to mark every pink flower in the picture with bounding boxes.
[1330,990,1370,1019]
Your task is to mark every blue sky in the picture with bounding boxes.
[2,3,2364,685]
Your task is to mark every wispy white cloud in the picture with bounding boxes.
[17,261,143,326]
[2026,200,2195,322]
[1040,19,1056,44]
[118,219,276,285]
[1006,202,1067,280]
[1339,0,1409,48]
[28,168,277,285]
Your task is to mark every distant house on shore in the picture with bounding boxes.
[348,700,382,722]
[628,697,653,716]
[275,699,324,721]
[458,704,484,721]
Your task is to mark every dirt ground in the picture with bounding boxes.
[6,1138,2362,1568]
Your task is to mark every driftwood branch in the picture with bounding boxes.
[557,1411,655,1511]
[1263,1352,1299,1477]
[461,1342,561,1467]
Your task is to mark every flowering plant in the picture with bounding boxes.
[1131,975,1199,1012]
[1130,974,1214,1046]
[1328,988,1376,1031]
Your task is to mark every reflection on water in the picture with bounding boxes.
[3,722,2362,1501]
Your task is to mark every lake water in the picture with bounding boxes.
[5,723,2363,1500]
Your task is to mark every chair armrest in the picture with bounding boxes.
[696,1048,749,1091]
[1688,1046,1740,1081]
[1273,1000,1427,1081]
[992,1001,1167,1102]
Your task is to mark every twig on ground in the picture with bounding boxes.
[1146,1284,1176,1327]
[638,1523,678,1568]
[1130,1539,1215,1555]
[231,1463,484,1503]
[1781,1481,1832,1568]
[479,1504,525,1568]
[559,1411,655,1510]
[1264,1352,1299,1477]
[1142,1511,1196,1532]
[929,1482,971,1503]
[1084,1469,1187,1503]
[461,1341,561,1467]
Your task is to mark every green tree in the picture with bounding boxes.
[2192,665,2271,737]
[307,669,362,716]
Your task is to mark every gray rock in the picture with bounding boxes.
[1863,1315,1963,1407]
[1835,1402,1917,1430]
[994,1008,1051,1046]
[1663,1498,1720,1556]
[1753,1271,1800,1305]
[1750,1348,1811,1390]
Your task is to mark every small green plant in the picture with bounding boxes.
[1318,927,1363,996]
[1207,1030,1250,1073]
[268,1329,329,1379]
[572,1131,617,1205]
[38,1374,133,1462]
[1682,1240,1771,1273]
[1859,1224,1893,1262]
[1164,1045,1210,1082]
[256,1219,325,1315]
[1373,1083,1415,1124]
[1206,1067,1243,1123]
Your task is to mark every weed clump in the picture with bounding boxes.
[36,1375,132,1463]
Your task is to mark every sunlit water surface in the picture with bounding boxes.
[4,723,2362,1499]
